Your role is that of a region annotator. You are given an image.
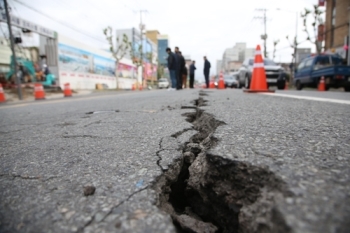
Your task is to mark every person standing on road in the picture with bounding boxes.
[189,60,196,89]
[175,47,184,90]
[166,47,177,90]
[203,56,211,88]
[179,51,187,88]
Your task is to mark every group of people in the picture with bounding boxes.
[166,46,212,90]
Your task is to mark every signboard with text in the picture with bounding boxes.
[0,13,56,38]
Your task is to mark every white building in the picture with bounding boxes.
[222,48,239,72]
[244,48,255,60]
[216,60,222,74]
[221,43,255,72]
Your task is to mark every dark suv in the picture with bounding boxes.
[237,58,287,89]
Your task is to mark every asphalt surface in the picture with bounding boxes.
[0,89,349,233]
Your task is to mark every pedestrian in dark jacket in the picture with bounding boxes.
[203,56,211,88]
[189,61,196,88]
[182,65,188,88]
[166,47,177,90]
[179,51,187,88]
[175,47,185,90]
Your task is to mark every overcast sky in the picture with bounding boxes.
[3,0,321,81]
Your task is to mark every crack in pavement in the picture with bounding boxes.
[83,121,101,127]
[171,127,193,139]
[152,92,291,233]
[62,135,113,139]
[78,186,150,232]
[0,173,58,181]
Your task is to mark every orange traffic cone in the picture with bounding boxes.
[139,84,143,91]
[0,84,6,103]
[218,72,225,89]
[209,80,215,88]
[284,82,288,90]
[132,84,135,91]
[34,83,45,100]
[318,76,325,91]
[244,45,275,93]
[63,83,72,97]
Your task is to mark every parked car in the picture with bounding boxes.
[237,58,287,89]
[158,78,169,89]
[224,74,238,88]
[213,74,238,88]
[294,54,350,92]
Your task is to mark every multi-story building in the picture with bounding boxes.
[296,48,311,63]
[227,61,242,72]
[116,28,154,62]
[324,0,350,63]
[235,42,247,61]
[157,35,169,66]
[221,43,254,73]
[222,48,239,72]
[145,30,160,45]
[216,60,222,74]
[244,48,255,60]
[116,28,158,82]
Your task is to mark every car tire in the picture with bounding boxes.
[296,80,302,90]
[277,81,285,90]
[244,75,250,89]
[344,86,350,92]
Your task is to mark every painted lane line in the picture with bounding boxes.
[260,93,350,105]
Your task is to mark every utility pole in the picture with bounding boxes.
[4,0,22,100]
[254,8,268,58]
[293,11,298,83]
[139,10,147,87]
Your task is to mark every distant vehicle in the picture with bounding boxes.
[213,74,238,88]
[294,54,350,92]
[158,78,169,89]
[228,69,238,77]
[224,74,238,88]
[237,58,287,89]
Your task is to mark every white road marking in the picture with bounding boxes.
[261,93,350,105]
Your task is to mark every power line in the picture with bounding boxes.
[12,0,107,44]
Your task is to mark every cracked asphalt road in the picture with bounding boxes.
[1,89,350,233]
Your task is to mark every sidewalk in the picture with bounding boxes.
[2,88,93,104]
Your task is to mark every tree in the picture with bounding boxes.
[272,40,280,60]
[130,43,143,87]
[286,34,300,83]
[157,64,164,80]
[145,52,157,86]
[103,26,131,89]
[301,5,323,54]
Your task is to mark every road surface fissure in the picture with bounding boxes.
[153,92,293,233]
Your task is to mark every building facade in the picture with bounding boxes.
[145,30,159,45]
[296,48,312,63]
[324,0,350,61]
[244,48,255,60]
[221,43,255,73]
[157,35,169,66]
[116,28,158,81]
[216,60,222,74]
